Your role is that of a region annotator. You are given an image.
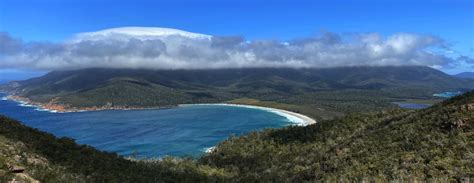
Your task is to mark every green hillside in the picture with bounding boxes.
[455,72,474,79]
[0,116,229,182]
[201,91,474,181]
[2,66,473,119]
[1,91,472,182]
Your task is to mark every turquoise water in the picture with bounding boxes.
[394,91,465,109]
[0,93,292,158]
[433,91,462,98]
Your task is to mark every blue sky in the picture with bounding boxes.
[0,0,473,80]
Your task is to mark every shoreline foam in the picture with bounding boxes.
[3,94,174,113]
[203,147,216,153]
[5,95,67,113]
[179,103,316,126]
[3,94,317,126]
[191,103,317,154]
[3,94,316,155]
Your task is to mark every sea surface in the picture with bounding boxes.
[393,91,464,109]
[0,93,293,158]
[433,91,463,98]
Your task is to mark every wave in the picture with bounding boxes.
[266,110,306,126]
[18,103,35,108]
[33,108,62,113]
[180,103,314,126]
[3,96,65,114]
[5,97,65,113]
[202,146,216,153]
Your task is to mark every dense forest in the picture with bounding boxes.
[1,91,472,182]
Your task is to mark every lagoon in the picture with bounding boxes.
[433,91,462,98]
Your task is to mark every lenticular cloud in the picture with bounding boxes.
[0,27,458,70]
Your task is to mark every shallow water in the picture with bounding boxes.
[0,93,292,158]
[433,91,462,98]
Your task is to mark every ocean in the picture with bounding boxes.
[0,93,293,158]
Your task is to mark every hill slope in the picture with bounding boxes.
[201,91,474,181]
[1,91,473,182]
[1,66,473,118]
[455,72,474,79]
[0,116,230,182]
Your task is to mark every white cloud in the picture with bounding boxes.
[0,27,466,71]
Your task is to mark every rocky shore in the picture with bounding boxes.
[6,95,172,113]
[6,96,317,127]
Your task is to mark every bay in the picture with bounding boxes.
[0,93,292,158]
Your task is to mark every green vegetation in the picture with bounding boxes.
[455,72,474,79]
[228,97,344,121]
[1,91,473,182]
[0,135,86,182]
[203,92,474,181]
[2,66,473,118]
[0,116,230,182]
[394,98,443,105]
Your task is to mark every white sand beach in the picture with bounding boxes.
[180,103,316,126]
[191,103,318,154]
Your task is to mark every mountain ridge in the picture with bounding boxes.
[1,66,473,117]
[455,72,474,79]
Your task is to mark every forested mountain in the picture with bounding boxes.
[1,66,473,116]
[455,72,474,79]
[1,91,473,182]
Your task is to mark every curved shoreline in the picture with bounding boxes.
[3,95,174,113]
[3,94,316,155]
[3,94,316,126]
[179,103,316,126]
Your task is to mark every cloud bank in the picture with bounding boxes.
[0,27,467,71]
